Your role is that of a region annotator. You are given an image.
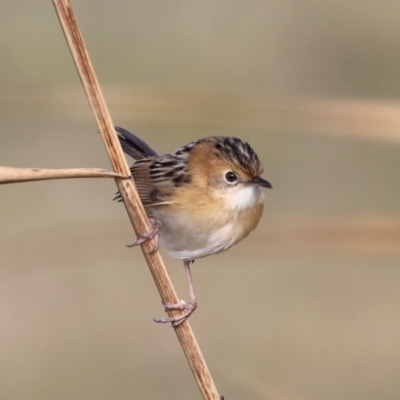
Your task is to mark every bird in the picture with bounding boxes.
[114,126,272,326]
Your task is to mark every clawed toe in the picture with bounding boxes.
[153,260,197,327]
[154,299,197,327]
[126,217,161,253]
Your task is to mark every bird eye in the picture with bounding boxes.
[225,171,237,183]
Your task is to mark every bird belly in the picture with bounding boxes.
[161,222,240,260]
[150,201,263,260]
[161,221,238,260]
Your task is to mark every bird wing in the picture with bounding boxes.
[113,128,190,207]
[113,127,172,205]
[129,158,175,207]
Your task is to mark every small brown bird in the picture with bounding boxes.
[115,127,272,326]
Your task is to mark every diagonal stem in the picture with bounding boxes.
[51,1,221,399]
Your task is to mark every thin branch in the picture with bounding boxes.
[52,1,221,399]
[0,166,121,184]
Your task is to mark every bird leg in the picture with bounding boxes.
[154,260,197,327]
[126,216,161,254]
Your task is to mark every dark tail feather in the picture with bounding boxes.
[113,127,157,202]
[115,126,158,160]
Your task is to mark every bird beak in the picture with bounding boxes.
[250,176,273,189]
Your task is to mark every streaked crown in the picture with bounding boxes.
[200,136,263,178]
[174,136,263,180]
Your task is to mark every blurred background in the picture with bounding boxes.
[1,1,400,399]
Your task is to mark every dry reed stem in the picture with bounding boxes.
[52,1,221,399]
[0,166,121,184]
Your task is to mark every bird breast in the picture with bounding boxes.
[149,185,264,260]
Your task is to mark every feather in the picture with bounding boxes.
[115,126,158,159]
[130,159,175,206]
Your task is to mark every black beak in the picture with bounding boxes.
[250,176,273,189]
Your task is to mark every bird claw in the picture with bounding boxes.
[154,299,198,327]
[126,217,161,254]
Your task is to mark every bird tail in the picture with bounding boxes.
[115,126,158,159]
[113,127,158,202]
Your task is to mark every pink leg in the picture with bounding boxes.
[126,216,161,254]
[154,260,197,327]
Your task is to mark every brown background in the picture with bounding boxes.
[1,1,400,399]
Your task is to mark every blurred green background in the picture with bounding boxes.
[1,1,400,399]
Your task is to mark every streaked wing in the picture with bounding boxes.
[113,135,192,206]
[130,158,175,206]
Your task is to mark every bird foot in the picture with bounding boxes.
[154,299,198,327]
[126,217,161,254]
